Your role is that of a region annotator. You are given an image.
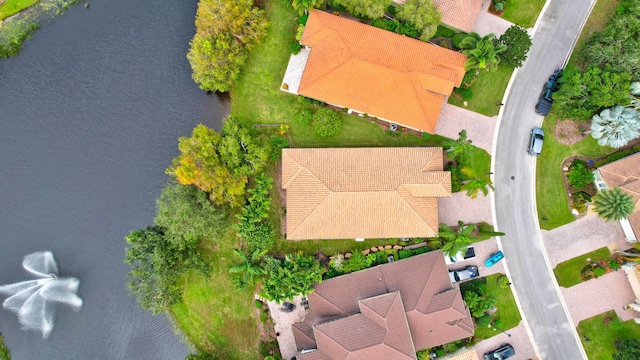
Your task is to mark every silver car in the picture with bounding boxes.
[528,127,544,156]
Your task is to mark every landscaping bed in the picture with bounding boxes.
[552,247,620,288]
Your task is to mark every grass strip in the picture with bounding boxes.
[552,247,611,288]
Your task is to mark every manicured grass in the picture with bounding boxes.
[535,115,612,230]
[577,310,640,360]
[0,0,40,20]
[552,247,611,288]
[171,225,260,359]
[460,274,522,340]
[448,66,513,117]
[566,0,620,69]
[500,0,546,29]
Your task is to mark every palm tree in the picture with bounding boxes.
[442,130,474,163]
[593,187,635,222]
[591,106,640,148]
[460,167,494,199]
[342,251,368,273]
[439,221,477,257]
[630,82,640,110]
[459,32,507,72]
[229,248,268,289]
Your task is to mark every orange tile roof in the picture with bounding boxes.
[281,148,451,240]
[294,251,474,358]
[598,153,640,239]
[392,0,482,32]
[298,10,467,133]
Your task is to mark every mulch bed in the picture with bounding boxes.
[555,120,591,145]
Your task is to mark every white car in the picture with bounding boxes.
[444,246,475,265]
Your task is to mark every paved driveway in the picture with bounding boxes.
[473,0,514,37]
[561,271,637,326]
[438,192,493,227]
[473,321,537,360]
[435,104,497,155]
[542,214,628,268]
[445,238,505,278]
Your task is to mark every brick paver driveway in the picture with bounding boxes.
[541,214,628,268]
[473,0,514,37]
[473,321,537,360]
[561,272,637,326]
[435,104,497,155]
[445,238,505,278]
[438,192,493,227]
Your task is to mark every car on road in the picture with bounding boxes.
[485,251,504,267]
[528,127,544,156]
[535,69,562,115]
[448,265,479,283]
[444,246,476,265]
[484,344,515,360]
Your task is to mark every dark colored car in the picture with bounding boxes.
[485,251,504,267]
[535,69,562,115]
[448,265,479,283]
[528,127,544,156]
[484,344,515,360]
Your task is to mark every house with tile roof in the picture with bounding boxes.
[593,152,640,243]
[281,147,451,240]
[293,250,474,359]
[393,0,483,33]
[280,10,467,134]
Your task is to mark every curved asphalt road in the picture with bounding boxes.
[493,0,596,359]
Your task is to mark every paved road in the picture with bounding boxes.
[493,0,596,359]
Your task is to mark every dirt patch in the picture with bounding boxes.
[431,36,453,50]
[555,120,591,145]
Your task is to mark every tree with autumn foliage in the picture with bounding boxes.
[166,119,269,207]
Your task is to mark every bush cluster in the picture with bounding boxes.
[371,19,419,38]
[313,108,342,137]
[567,159,594,190]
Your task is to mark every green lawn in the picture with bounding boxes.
[0,0,40,20]
[460,274,522,340]
[500,0,547,29]
[552,247,611,288]
[536,115,612,230]
[577,310,640,360]
[448,66,513,117]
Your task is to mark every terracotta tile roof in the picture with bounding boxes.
[282,148,451,240]
[598,153,640,238]
[294,251,474,358]
[298,10,467,133]
[391,0,482,32]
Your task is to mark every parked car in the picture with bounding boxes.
[528,127,544,156]
[535,69,562,115]
[485,251,504,267]
[448,265,479,283]
[444,246,476,265]
[484,344,515,360]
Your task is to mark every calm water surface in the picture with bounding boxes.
[0,0,226,358]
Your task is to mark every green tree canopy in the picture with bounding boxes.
[124,226,209,314]
[495,25,532,69]
[590,105,640,148]
[166,119,268,207]
[459,32,506,72]
[593,187,635,222]
[566,159,595,190]
[187,0,268,92]
[332,0,391,19]
[155,181,227,242]
[292,0,323,15]
[553,66,632,120]
[230,248,268,289]
[396,0,441,41]
[260,252,325,304]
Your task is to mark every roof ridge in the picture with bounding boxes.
[382,293,417,359]
[408,72,437,133]
[288,190,333,239]
[395,186,437,235]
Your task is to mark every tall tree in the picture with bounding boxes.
[590,106,640,148]
[459,32,506,72]
[260,252,325,304]
[460,167,494,199]
[593,187,635,222]
[553,66,632,120]
[442,130,474,163]
[187,0,268,92]
[495,25,532,69]
[439,221,477,257]
[332,0,391,19]
[396,0,441,41]
[292,0,323,15]
[124,226,209,314]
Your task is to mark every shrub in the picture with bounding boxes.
[254,299,264,308]
[289,42,302,54]
[416,349,430,360]
[476,314,492,327]
[434,25,456,38]
[567,159,594,190]
[594,267,606,277]
[375,250,388,264]
[295,24,305,41]
[494,318,503,328]
[399,249,413,259]
[298,13,309,25]
[413,246,430,255]
[451,32,467,49]
[269,136,290,161]
[296,108,314,125]
[447,163,463,192]
[496,275,510,289]
[329,254,345,271]
[436,349,446,357]
[421,132,432,140]
[494,2,504,11]
[460,88,473,100]
[609,259,621,270]
[312,108,342,137]
[260,309,269,323]
[297,96,313,104]
[365,253,377,266]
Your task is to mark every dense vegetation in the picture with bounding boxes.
[0,332,10,360]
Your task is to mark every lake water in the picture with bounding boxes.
[0,0,226,358]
